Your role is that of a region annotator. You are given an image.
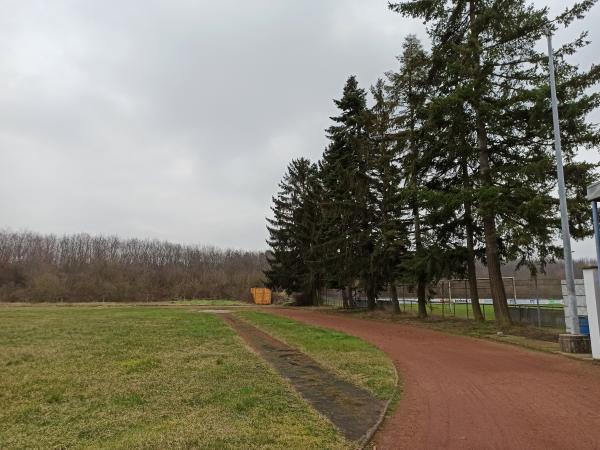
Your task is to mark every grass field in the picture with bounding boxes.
[397,302,498,320]
[426,303,496,320]
[238,311,397,401]
[0,307,356,449]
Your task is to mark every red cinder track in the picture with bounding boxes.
[270,308,600,450]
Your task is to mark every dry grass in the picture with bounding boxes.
[0,306,349,449]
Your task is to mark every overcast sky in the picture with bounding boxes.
[1,1,599,258]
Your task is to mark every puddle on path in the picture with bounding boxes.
[222,315,386,445]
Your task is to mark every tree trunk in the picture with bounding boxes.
[481,215,511,324]
[417,280,427,319]
[469,0,511,325]
[414,205,428,319]
[347,286,355,308]
[476,126,511,324]
[367,282,377,311]
[465,222,484,321]
[307,270,316,306]
[311,287,319,307]
[341,286,349,309]
[391,281,401,314]
[463,161,484,322]
[407,64,427,320]
[366,252,377,311]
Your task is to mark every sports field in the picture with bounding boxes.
[0,305,396,449]
[397,301,563,322]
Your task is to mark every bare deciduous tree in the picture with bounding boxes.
[0,231,267,303]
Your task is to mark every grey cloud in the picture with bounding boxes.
[0,0,598,257]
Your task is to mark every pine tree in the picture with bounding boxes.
[390,0,600,324]
[319,76,378,309]
[425,59,487,321]
[266,158,322,304]
[370,79,410,314]
[386,35,433,318]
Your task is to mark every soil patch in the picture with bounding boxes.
[222,315,386,446]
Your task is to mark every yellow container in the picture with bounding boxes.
[251,288,272,305]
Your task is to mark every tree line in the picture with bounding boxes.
[0,231,266,302]
[266,0,600,324]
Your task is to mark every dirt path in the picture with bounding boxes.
[222,314,386,445]
[270,308,600,450]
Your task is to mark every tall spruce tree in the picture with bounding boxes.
[266,158,322,304]
[390,0,600,324]
[370,79,410,313]
[426,57,487,321]
[386,35,433,318]
[319,76,378,309]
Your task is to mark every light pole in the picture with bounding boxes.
[545,28,580,335]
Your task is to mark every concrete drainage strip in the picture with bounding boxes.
[220,314,389,448]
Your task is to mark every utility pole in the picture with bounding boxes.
[546,28,580,334]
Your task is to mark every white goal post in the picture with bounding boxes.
[446,277,517,306]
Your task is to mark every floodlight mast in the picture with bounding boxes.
[545,27,580,334]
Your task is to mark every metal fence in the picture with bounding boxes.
[319,278,566,329]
